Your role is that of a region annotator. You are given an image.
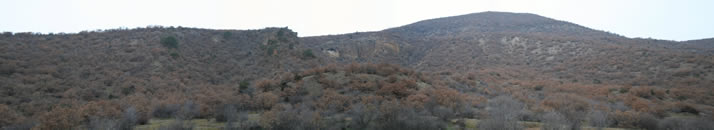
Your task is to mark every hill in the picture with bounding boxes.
[301,11,714,88]
[1,12,713,129]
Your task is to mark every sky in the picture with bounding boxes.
[1,0,713,41]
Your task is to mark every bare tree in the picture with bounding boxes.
[221,105,237,130]
[119,107,138,130]
[348,103,379,129]
[87,116,118,130]
[587,110,610,130]
[478,95,524,130]
[542,111,568,130]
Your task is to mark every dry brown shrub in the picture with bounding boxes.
[259,108,278,129]
[254,79,277,92]
[36,106,82,130]
[623,95,651,112]
[430,87,465,108]
[611,110,641,128]
[123,93,151,124]
[316,89,351,112]
[193,86,234,118]
[254,92,279,109]
[629,86,653,99]
[406,93,430,109]
[349,75,378,92]
[376,79,414,98]
[79,100,122,121]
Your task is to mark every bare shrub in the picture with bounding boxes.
[216,104,237,122]
[348,103,379,129]
[176,100,199,120]
[659,117,714,130]
[152,104,181,119]
[87,116,118,130]
[541,111,568,130]
[587,110,611,130]
[118,107,138,130]
[478,95,524,130]
[635,113,659,130]
[37,106,82,130]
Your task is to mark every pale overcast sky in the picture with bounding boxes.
[1,0,712,41]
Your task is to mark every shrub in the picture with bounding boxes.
[123,94,151,125]
[348,103,379,129]
[534,85,544,91]
[176,100,199,120]
[216,104,236,122]
[239,80,251,93]
[0,104,24,127]
[170,52,180,59]
[302,49,316,59]
[160,36,179,49]
[254,92,279,109]
[254,79,277,92]
[479,96,524,130]
[80,100,122,122]
[87,117,118,130]
[635,113,659,130]
[119,107,138,130]
[153,104,181,119]
[541,94,590,129]
[223,31,232,39]
[37,106,82,130]
[541,111,568,130]
[658,117,685,130]
[588,110,611,129]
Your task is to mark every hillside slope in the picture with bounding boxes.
[301,11,714,87]
[0,12,713,129]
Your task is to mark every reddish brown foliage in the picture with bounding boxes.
[376,78,416,98]
[0,104,24,127]
[255,79,277,92]
[79,100,122,121]
[430,87,466,108]
[316,89,351,112]
[37,106,82,130]
[254,92,280,109]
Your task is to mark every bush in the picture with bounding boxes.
[176,101,199,120]
[170,52,180,59]
[588,110,611,129]
[635,113,659,130]
[37,107,82,130]
[239,80,251,93]
[216,104,236,122]
[0,104,24,127]
[541,94,590,129]
[254,92,279,109]
[348,103,379,129]
[160,36,179,49]
[478,96,524,130]
[87,117,118,130]
[153,104,181,119]
[541,111,568,130]
[223,31,232,39]
[119,107,138,130]
[303,49,316,59]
